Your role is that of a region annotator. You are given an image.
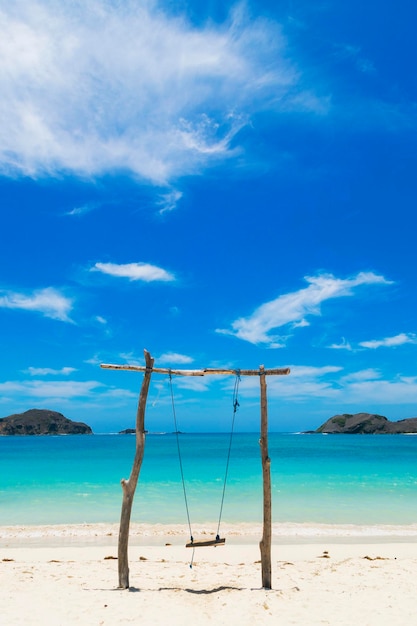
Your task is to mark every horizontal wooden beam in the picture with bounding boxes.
[100,363,290,377]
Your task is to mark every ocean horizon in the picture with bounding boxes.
[2,432,417,528]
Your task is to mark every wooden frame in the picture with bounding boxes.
[101,350,290,589]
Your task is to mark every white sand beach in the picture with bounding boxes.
[2,523,417,625]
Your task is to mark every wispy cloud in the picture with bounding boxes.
[237,364,342,400]
[92,262,175,282]
[359,333,417,349]
[0,379,137,410]
[0,1,318,187]
[65,202,100,216]
[158,352,194,365]
[170,376,212,393]
[0,379,103,399]
[0,287,73,322]
[84,354,102,366]
[157,189,183,214]
[106,350,194,368]
[333,43,376,74]
[328,337,353,351]
[340,368,382,383]
[24,367,77,376]
[328,332,417,351]
[238,363,417,409]
[337,372,417,406]
[217,271,393,347]
[118,352,142,365]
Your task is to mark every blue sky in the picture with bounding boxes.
[1,0,416,433]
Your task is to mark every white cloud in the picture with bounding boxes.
[286,365,417,408]
[158,352,194,365]
[84,354,102,366]
[66,202,100,216]
[236,364,341,400]
[217,271,393,346]
[340,368,382,383]
[328,338,353,351]
[289,365,343,378]
[92,262,175,282]
[116,350,194,367]
[359,333,417,349]
[157,189,183,214]
[0,1,317,186]
[171,376,212,393]
[236,363,417,410]
[0,379,103,399]
[0,379,137,412]
[339,375,417,406]
[24,367,77,376]
[0,287,73,322]
[116,351,140,364]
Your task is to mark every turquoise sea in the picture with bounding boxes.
[2,433,417,527]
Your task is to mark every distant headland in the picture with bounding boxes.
[0,409,92,435]
[311,412,417,434]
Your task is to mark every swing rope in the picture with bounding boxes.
[216,370,240,540]
[169,371,194,544]
[169,369,241,553]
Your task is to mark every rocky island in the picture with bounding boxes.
[314,412,417,434]
[0,409,92,435]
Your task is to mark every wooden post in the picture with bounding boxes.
[118,349,154,589]
[259,364,272,589]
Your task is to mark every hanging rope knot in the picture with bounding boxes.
[232,370,241,412]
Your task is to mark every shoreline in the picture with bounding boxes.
[3,521,417,547]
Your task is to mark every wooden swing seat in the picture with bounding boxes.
[186,537,226,548]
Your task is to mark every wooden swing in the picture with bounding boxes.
[186,537,225,548]
[101,350,290,590]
